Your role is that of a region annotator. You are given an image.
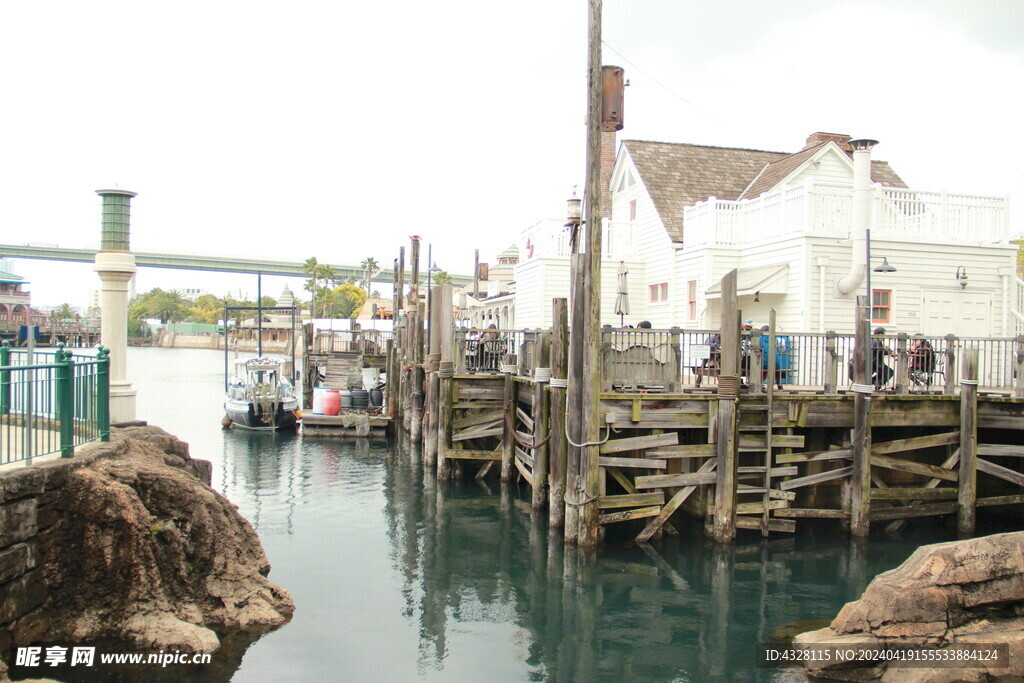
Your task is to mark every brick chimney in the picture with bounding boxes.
[600,131,617,219]
[803,132,852,152]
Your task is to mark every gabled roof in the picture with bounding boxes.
[740,142,907,200]
[621,137,908,243]
[623,140,785,242]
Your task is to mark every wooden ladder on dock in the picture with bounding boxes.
[734,397,800,535]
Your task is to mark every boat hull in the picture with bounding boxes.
[225,402,298,431]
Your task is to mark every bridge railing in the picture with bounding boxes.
[0,342,110,466]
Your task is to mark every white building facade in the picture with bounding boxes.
[513,132,1017,338]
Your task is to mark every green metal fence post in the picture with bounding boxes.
[97,345,110,441]
[0,340,10,416]
[56,344,75,457]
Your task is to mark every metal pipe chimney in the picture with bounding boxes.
[836,139,878,295]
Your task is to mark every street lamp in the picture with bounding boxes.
[956,266,968,288]
[865,228,896,388]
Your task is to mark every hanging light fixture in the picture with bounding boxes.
[956,266,968,288]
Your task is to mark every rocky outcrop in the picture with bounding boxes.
[794,531,1024,681]
[1,424,293,669]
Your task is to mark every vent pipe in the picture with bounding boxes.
[836,139,878,295]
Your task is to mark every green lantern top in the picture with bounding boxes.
[96,189,137,252]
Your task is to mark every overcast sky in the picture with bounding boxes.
[2,0,1022,307]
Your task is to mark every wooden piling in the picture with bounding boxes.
[711,269,740,543]
[850,297,872,537]
[824,331,838,393]
[957,348,979,536]
[436,285,454,479]
[1015,336,1024,398]
[549,299,569,528]
[424,285,441,468]
[895,333,909,394]
[501,353,518,482]
[532,331,551,509]
[409,239,424,447]
[564,253,587,544]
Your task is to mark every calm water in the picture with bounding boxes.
[78,348,985,681]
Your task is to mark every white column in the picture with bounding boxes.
[95,251,137,422]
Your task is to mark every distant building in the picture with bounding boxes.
[0,260,46,330]
[458,244,519,329]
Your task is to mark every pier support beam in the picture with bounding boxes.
[94,189,138,423]
[850,297,872,537]
[958,349,979,536]
[435,285,454,479]
[711,269,739,543]
[549,299,569,528]
[532,332,551,509]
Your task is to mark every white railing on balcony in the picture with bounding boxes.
[519,218,635,260]
[682,180,1008,248]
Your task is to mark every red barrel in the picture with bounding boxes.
[323,389,342,416]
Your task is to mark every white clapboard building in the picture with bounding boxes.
[512,132,1017,337]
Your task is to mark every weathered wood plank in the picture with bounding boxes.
[870,487,958,500]
[734,516,796,533]
[600,432,679,454]
[514,456,534,486]
[774,508,849,519]
[870,501,957,521]
[635,459,717,542]
[516,406,533,432]
[456,386,505,400]
[598,456,668,470]
[608,416,709,429]
[599,506,661,525]
[977,494,1024,507]
[452,409,503,431]
[445,449,502,461]
[735,500,790,514]
[775,448,852,464]
[452,423,503,442]
[598,493,666,509]
[452,400,502,410]
[779,466,852,490]
[606,466,638,494]
[977,444,1024,458]
[871,431,960,456]
[515,447,534,468]
[870,454,958,482]
[647,444,717,458]
[770,466,799,478]
[635,471,716,489]
[976,458,1024,488]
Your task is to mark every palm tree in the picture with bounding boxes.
[151,289,188,324]
[361,257,380,294]
[303,257,320,319]
[52,303,75,320]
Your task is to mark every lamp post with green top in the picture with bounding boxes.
[93,188,138,422]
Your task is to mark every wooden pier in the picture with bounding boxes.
[384,262,1024,546]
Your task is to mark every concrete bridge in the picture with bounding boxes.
[0,243,473,286]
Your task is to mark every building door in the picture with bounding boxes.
[920,290,992,337]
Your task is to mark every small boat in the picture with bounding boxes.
[223,357,300,431]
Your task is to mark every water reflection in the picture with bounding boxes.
[379,451,963,682]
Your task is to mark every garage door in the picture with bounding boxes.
[920,290,992,337]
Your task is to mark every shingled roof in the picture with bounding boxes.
[622,138,907,243]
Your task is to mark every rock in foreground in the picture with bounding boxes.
[794,531,1024,681]
[1,424,294,673]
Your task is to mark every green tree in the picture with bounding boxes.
[51,303,75,320]
[330,283,368,319]
[432,270,455,286]
[1013,238,1024,275]
[361,257,380,293]
[303,257,321,318]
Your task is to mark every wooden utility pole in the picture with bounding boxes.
[572,0,605,547]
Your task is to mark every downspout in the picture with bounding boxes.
[817,256,829,332]
[836,140,879,294]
